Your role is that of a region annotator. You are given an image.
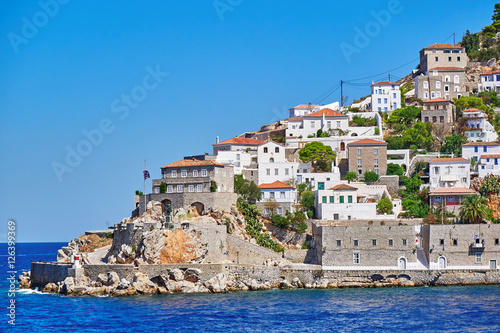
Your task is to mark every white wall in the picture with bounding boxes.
[462,144,500,164]
[257,142,286,163]
[297,171,341,190]
[258,162,300,185]
[371,83,401,112]
[429,161,470,190]
[215,151,252,174]
[260,188,297,203]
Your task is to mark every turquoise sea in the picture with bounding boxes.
[1,242,500,332]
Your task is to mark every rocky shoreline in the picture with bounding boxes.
[20,265,500,297]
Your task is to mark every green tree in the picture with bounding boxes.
[345,171,357,183]
[461,30,480,54]
[377,197,393,214]
[238,181,261,204]
[234,174,245,192]
[387,163,405,176]
[459,195,491,224]
[363,171,379,183]
[299,141,336,172]
[159,183,167,193]
[440,133,467,156]
[483,24,497,37]
[493,3,500,21]
[454,96,487,113]
[300,190,315,216]
[387,106,421,126]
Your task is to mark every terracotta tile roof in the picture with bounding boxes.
[429,67,465,71]
[429,187,476,195]
[480,71,500,75]
[329,184,358,191]
[348,138,387,146]
[258,180,295,189]
[480,154,500,159]
[423,43,463,50]
[290,104,320,109]
[304,108,345,117]
[213,137,265,146]
[423,98,452,103]
[429,157,469,163]
[463,142,500,146]
[161,159,224,169]
[287,117,303,121]
[372,81,398,86]
[463,108,483,112]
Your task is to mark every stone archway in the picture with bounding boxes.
[161,199,172,214]
[191,202,205,216]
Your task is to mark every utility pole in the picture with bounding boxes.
[453,33,455,45]
[340,80,343,107]
[388,73,391,81]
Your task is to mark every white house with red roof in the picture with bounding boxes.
[288,104,321,118]
[429,187,476,214]
[212,137,264,154]
[478,153,500,178]
[428,157,470,191]
[462,142,500,165]
[462,108,498,142]
[256,180,297,216]
[371,81,401,112]
[479,70,500,92]
[285,108,349,139]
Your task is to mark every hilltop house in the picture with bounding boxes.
[462,142,500,165]
[212,137,264,154]
[371,81,400,112]
[428,157,470,190]
[347,139,388,177]
[289,104,321,118]
[257,180,297,217]
[421,98,455,131]
[462,108,498,142]
[257,141,300,184]
[418,43,468,73]
[286,108,349,139]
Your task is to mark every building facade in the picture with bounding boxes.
[421,98,455,131]
[479,70,500,92]
[286,108,349,139]
[428,187,476,214]
[419,43,468,73]
[462,108,498,142]
[257,180,297,217]
[371,81,400,112]
[347,139,388,177]
[428,157,470,190]
[212,137,264,154]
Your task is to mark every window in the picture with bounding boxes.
[285,168,289,175]
[454,76,459,83]
[336,240,342,247]
[432,116,437,122]
[424,116,429,122]
[374,158,379,166]
[167,185,173,193]
[280,191,285,198]
[275,147,279,153]
[188,185,194,192]
[372,239,377,246]
[452,239,458,246]
[353,253,360,264]
[474,146,479,153]
[384,98,388,104]
[358,169,363,175]
[197,184,203,192]
[402,239,407,246]
[334,213,339,220]
[177,185,183,193]
[329,196,334,203]
[374,169,379,175]
[448,56,452,62]
[181,170,187,178]
[327,121,331,128]
[393,93,397,99]
[444,85,449,92]
[270,192,275,199]
[357,148,362,155]
[269,158,274,163]
[266,168,270,176]
[171,170,177,178]
[495,238,499,245]
[201,169,207,177]
[436,81,441,89]
[353,239,359,247]
[264,147,268,153]
[337,121,341,128]
[424,92,429,98]
[193,170,198,177]
[388,239,394,247]
[484,146,488,153]
[339,196,344,203]
[318,182,325,190]
[357,159,362,166]
[348,196,353,203]
[311,121,315,128]
[475,252,482,263]
[322,196,327,203]
[423,81,428,89]
[274,168,279,175]
[440,116,444,123]
[435,56,438,61]
[277,207,283,215]
[374,148,378,155]
[377,98,381,104]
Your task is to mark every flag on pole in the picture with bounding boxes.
[143,170,150,179]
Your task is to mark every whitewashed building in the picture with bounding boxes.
[212,137,264,154]
[479,70,500,92]
[296,170,341,191]
[462,142,500,164]
[478,154,500,178]
[371,81,401,112]
[257,181,297,216]
[286,108,349,139]
[462,108,498,142]
[428,158,470,191]
[289,104,321,118]
[215,150,253,175]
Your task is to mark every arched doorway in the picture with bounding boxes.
[161,199,172,214]
[340,142,345,151]
[438,256,447,269]
[191,202,204,216]
[398,257,407,270]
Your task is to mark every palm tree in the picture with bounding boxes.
[459,195,490,224]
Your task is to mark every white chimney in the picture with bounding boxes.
[216,136,219,144]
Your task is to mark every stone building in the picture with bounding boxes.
[418,43,468,73]
[415,67,467,101]
[421,98,455,131]
[347,138,388,177]
[134,159,238,217]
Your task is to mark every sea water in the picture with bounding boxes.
[1,243,499,332]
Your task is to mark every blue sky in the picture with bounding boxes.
[0,0,496,242]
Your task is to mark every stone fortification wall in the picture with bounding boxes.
[284,249,318,264]
[226,234,284,265]
[31,262,72,288]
